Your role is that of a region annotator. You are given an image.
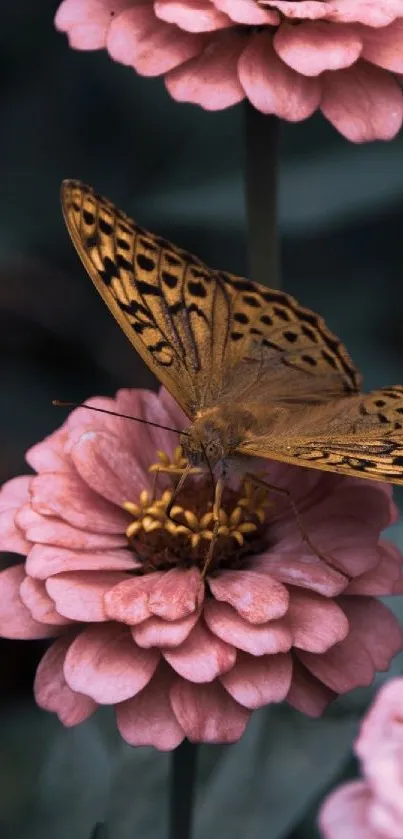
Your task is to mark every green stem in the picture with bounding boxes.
[169,740,198,839]
[244,103,280,288]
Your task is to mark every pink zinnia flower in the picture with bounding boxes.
[55,0,403,141]
[0,386,402,750]
[319,677,403,839]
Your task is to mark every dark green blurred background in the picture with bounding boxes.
[1,3,403,838]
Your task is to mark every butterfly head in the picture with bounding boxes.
[180,421,226,471]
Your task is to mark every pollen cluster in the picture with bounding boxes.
[123,448,271,573]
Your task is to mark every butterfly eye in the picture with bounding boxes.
[205,440,222,463]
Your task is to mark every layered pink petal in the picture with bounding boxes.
[20,576,73,626]
[26,544,136,579]
[170,677,250,743]
[286,588,349,652]
[165,31,245,109]
[255,551,348,597]
[131,609,200,647]
[34,635,97,726]
[108,6,206,76]
[163,620,236,681]
[298,633,375,693]
[339,596,403,671]
[16,504,127,551]
[274,21,362,76]
[31,473,129,533]
[204,599,292,655]
[155,0,231,32]
[361,18,403,71]
[26,426,71,473]
[55,0,134,50]
[213,0,279,24]
[220,651,292,709]
[356,678,403,763]
[0,476,31,511]
[46,571,129,621]
[64,623,160,702]
[329,0,403,27]
[319,780,377,839]
[286,659,336,717]
[117,664,184,750]
[0,507,31,554]
[0,565,57,639]
[208,569,289,624]
[262,1,330,21]
[238,31,321,119]
[104,573,163,624]
[70,431,149,506]
[345,541,402,595]
[148,567,203,618]
[321,61,403,142]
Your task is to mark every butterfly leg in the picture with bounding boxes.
[201,474,226,579]
[244,472,330,563]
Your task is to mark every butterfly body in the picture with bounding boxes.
[61,179,403,489]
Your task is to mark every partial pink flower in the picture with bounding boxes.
[55,0,403,141]
[0,386,402,750]
[319,678,403,839]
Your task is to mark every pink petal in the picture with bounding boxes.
[361,18,403,72]
[286,659,336,717]
[154,0,231,32]
[70,431,149,506]
[319,780,377,839]
[204,599,292,655]
[46,571,128,622]
[148,567,203,619]
[321,61,403,142]
[0,476,31,511]
[0,506,31,554]
[170,677,250,743]
[55,0,134,50]
[16,504,127,551]
[339,596,403,671]
[220,651,292,709]
[163,620,236,682]
[286,588,349,653]
[104,573,164,624]
[0,565,58,639]
[64,623,160,703]
[165,31,245,109]
[26,426,71,473]
[355,677,403,760]
[208,569,289,624]
[116,663,184,750]
[274,21,362,76]
[298,633,375,693]
[108,6,206,76]
[131,610,200,648]
[262,1,330,21]
[255,551,348,597]
[31,473,129,533]
[20,576,73,626]
[238,32,321,120]
[346,541,402,595]
[213,0,279,24]
[329,0,403,27]
[26,544,136,579]
[34,635,97,726]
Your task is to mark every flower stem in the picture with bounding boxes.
[244,103,280,288]
[169,740,198,839]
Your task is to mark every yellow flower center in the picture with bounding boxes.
[123,447,272,573]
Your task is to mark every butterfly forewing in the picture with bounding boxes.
[62,180,403,487]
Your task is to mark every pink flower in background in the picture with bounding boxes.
[319,678,403,839]
[55,0,403,141]
[0,386,402,750]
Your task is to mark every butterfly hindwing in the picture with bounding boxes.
[239,386,403,485]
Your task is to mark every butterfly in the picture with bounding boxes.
[61,178,403,538]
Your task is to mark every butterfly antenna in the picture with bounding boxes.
[52,400,188,436]
[165,462,194,519]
